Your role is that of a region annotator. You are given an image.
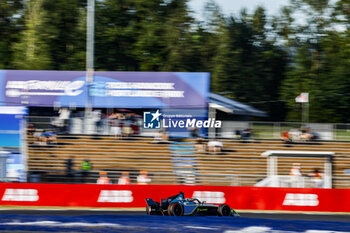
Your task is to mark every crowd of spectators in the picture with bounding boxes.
[194,137,223,153]
[281,127,319,143]
[32,129,57,146]
[234,128,253,140]
[288,163,324,188]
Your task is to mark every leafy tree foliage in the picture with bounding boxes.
[3,0,350,122]
[0,0,23,68]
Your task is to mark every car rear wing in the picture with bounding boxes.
[145,198,159,207]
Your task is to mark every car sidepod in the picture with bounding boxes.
[183,204,219,216]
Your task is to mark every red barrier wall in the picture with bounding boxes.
[0,183,349,212]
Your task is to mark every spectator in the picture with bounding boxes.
[195,137,206,152]
[241,128,252,140]
[27,123,36,136]
[109,113,122,138]
[281,131,291,143]
[33,129,44,145]
[97,171,111,184]
[42,130,57,145]
[189,127,200,138]
[58,107,70,134]
[234,129,241,139]
[153,130,169,144]
[208,139,223,153]
[93,110,104,134]
[289,128,301,141]
[300,127,313,141]
[137,170,151,185]
[308,168,323,188]
[153,131,162,142]
[290,163,301,176]
[118,171,131,185]
[310,131,320,140]
[65,156,74,182]
[81,159,93,183]
[289,163,302,187]
[122,122,133,138]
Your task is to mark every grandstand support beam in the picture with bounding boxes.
[208,106,216,138]
[85,0,95,120]
[302,102,309,123]
[324,158,332,189]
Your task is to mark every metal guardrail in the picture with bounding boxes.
[26,116,350,141]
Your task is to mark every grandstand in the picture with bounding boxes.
[26,134,350,189]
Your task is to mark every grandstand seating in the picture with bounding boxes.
[26,135,350,188]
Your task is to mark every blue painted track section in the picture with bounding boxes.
[0,214,349,232]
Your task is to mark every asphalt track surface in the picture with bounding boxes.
[0,209,349,222]
[0,210,349,232]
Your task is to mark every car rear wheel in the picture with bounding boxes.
[168,202,184,216]
[146,205,155,215]
[217,204,231,216]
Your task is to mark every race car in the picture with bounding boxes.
[145,192,239,217]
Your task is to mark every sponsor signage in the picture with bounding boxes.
[97,190,133,203]
[1,189,39,202]
[0,70,210,108]
[0,183,349,212]
[283,193,319,206]
[192,191,226,204]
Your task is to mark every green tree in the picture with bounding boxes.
[207,5,288,120]
[41,0,86,70]
[12,0,52,70]
[0,0,23,68]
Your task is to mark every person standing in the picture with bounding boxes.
[137,171,151,185]
[81,159,92,183]
[97,172,111,184]
[289,163,302,187]
[309,168,324,188]
[118,171,131,185]
[65,156,74,182]
[58,107,70,134]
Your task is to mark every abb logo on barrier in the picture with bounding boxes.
[283,193,319,206]
[192,191,225,204]
[1,189,39,202]
[97,190,133,203]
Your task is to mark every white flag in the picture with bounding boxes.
[295,93,309,103]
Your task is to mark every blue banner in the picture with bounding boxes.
[0,70,210,109]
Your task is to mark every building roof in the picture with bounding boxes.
[209,93,267,117]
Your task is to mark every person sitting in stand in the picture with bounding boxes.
[208,139,223,153]
[289,163,302,187]
[42,130,57,145]
[97,171,111,184]
[27,123,36,136]
[308,167,324,188]
[300,127,313,141]
[234,129,241,139]
[33,129,44,145]
[137,170,151,185]
[195,137,206,152]
[281,131,291,143]
[118,171,131,185]
[241,128,252,140]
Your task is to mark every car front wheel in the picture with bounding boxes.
[217,204,231,216]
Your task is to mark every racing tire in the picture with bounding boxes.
[217,204,231,216]
[146,205,155,215]
[168,203,184,216]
